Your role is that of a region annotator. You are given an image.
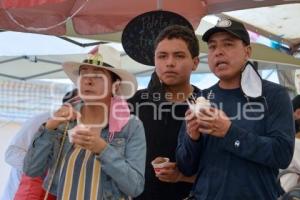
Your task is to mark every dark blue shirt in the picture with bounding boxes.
[176,80,295,200]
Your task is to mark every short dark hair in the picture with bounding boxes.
[154,25,199,58]
[293,95,300,111]
[109,71,121,83]
[62,88,78,103]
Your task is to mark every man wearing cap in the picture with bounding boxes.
[176,18,295,199]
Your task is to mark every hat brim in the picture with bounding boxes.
[122,10,194,66]
[63,62,137,99]
[202,27,246,44]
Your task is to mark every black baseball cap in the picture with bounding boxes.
[202,18,250,45]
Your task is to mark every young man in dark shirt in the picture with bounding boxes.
[128,25,200,200]
[176,19,295,200]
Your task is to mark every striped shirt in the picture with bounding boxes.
[57,147,101,200]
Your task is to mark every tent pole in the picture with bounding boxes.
[57,36,106,47]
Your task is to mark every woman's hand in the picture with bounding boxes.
[70,125,107,154]
[46,104,78,130]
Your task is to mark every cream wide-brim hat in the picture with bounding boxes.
[63,45,137,99]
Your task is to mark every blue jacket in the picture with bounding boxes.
[176,80,295,200]
[23,115,146,199]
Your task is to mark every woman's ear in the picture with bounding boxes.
[112,80,121,96]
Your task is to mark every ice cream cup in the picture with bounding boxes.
[68,128,75,143]
[189,103,210,113]
[68,124,89,143]
[151,157,169,173]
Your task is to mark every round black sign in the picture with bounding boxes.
[121,10,193,66]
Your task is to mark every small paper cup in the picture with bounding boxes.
[68,124,90,144]
[151,157,169,173]
[68,129,75,143]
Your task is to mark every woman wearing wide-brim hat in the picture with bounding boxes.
[23,45,146,200]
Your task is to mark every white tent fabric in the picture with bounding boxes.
[0,80,73,122]
[1,30,300,81]
[0,31,156,80]
[223,4,300,52]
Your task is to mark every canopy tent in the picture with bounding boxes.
[0,31,156,80]
[0,0,300,120]
[0,0,206,35]
[1,0,298,36]
[1,0,300,54]
[1,1,300,80]
[222,4,300,55]
[1,29,300,81]
[1,0,299,57]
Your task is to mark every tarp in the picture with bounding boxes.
[0,0,299,88]
[0,0,206,35]
[1,0,298,36]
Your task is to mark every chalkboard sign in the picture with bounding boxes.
[122,10,193,66]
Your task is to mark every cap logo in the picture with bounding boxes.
[216,19,232,28]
